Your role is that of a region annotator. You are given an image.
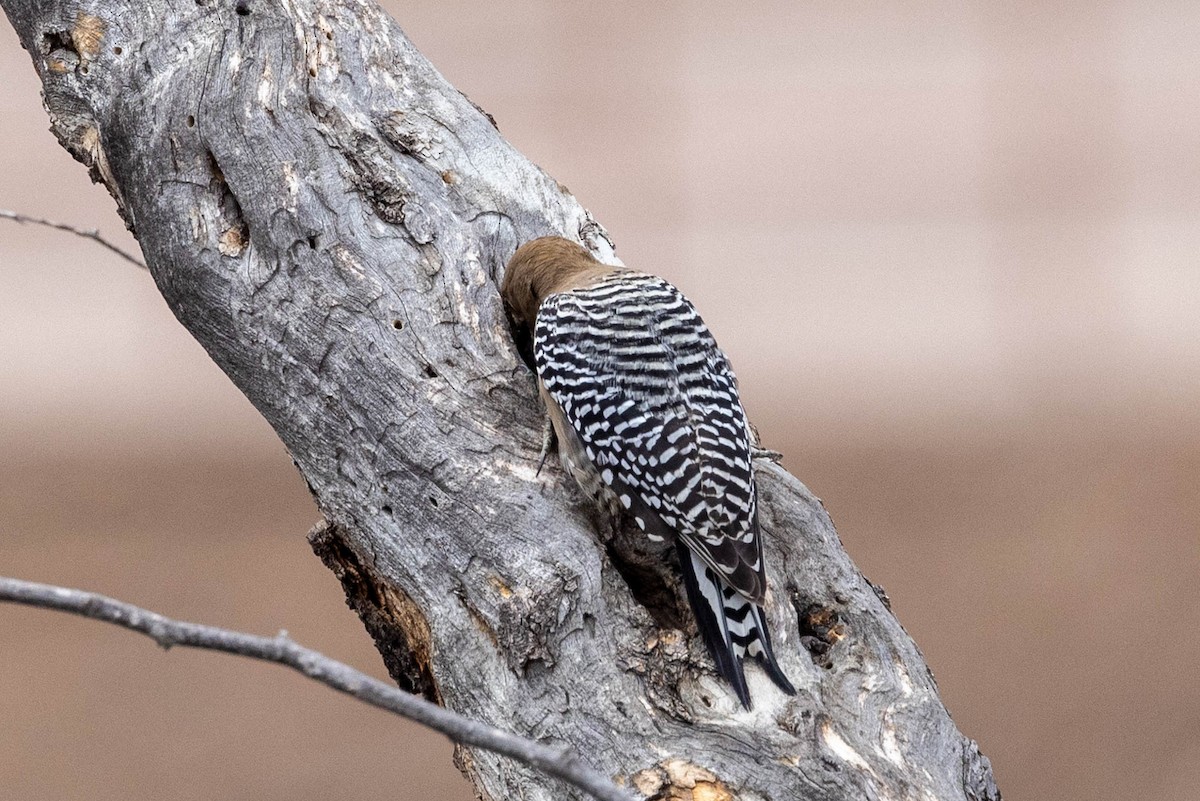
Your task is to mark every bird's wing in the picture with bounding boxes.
[534,272,766,602]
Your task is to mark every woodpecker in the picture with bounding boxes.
[502,236,795,709]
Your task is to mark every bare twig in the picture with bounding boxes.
[0,209,147,269]
[0,575,634,801]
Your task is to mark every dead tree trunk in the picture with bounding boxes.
[2,1,1001,799]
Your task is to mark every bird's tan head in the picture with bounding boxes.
[501,236,613,328]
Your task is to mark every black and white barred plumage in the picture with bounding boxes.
[504,237,794,708]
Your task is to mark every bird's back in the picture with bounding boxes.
[534,272,765,602]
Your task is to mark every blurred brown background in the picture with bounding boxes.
[3,3,1199,800]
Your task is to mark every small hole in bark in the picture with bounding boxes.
[307,234,318,249]
[186,115,195,128]
[112,46,123,55]
[308,66,317,77]
[701,695,712,708]
[42,30,75,59]
[604,542,687,631]
[794,600,846,669]
[79,63,89,74]
[392,319,404,330]
[422,363,438,379]
[235,1,250,15]
[429,496,439,509]
[381,504,393,515]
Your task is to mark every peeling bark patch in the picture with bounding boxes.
[79,126,121,199]
[794,601,845,668]
[308,521,442,703]
[218,224,247,256]
[631,759,734,801]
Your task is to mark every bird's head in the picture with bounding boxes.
[501,236,612,328]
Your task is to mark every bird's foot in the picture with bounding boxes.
[536,413,556,476]
[752,445,784,463]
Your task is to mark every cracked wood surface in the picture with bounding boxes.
[1,1,1001,799]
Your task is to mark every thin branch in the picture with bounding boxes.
[0,209,147,269]
[0,575,635,801]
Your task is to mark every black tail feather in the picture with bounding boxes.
[676,541,794,709]
[749,601,796,696]
[677,540,750,706]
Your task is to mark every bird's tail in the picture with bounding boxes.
[676,541,796,709]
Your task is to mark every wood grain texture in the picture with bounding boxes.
[1,1,1001,799]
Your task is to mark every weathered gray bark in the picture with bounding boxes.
[2,2,1001,800]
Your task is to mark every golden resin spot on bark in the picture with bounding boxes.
[71,13,106,58]
[488,575,513,599]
